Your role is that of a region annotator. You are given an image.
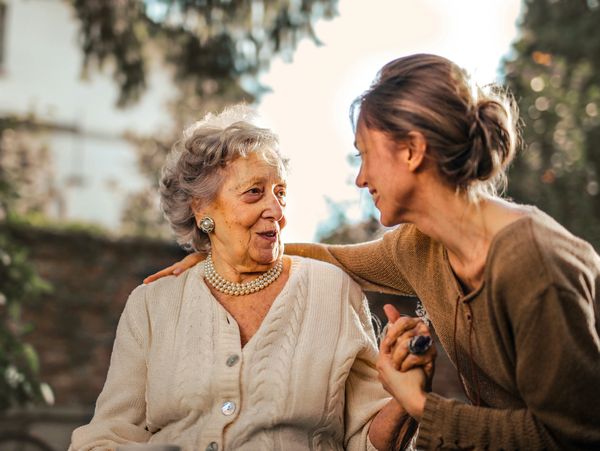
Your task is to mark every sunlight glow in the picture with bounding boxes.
[256,0,522,242]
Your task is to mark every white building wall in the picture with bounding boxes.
[0,0,178,229]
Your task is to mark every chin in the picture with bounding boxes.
[254,245,282,265]
[379,217,395,227]
[378,210,402,228]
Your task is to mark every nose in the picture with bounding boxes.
[355,164,367,189]
[262,191,285,221]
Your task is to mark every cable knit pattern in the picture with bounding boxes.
[70,256,390,451]
[312,354,355,449]
[229,267,308,449]
[174,278,215,412]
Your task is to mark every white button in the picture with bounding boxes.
[221,401,236,416]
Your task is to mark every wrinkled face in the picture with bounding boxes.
[354,121,413,226]
[200,151,287,270]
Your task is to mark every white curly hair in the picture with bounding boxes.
[159,105,288,252]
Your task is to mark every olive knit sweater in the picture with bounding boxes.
[287,207,600,450]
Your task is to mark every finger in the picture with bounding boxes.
[390,327,435,370]
[424,361,435,382]
[173,253,206,275]
[182,252,206,266]
[383,317,423,348]
[390,338,411,369]
[143,265,178,284]
[383,304,402,323]
[389,328,422,368]
[400,354,429,372]
[392,322,431,354]
[415,322,430,336]
[400,345,437,372]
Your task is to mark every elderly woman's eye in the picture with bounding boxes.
[247,188,262,195]
[277,190,286,198]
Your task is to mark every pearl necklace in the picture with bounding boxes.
[204,253,283,296]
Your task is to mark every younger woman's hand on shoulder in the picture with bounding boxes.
[143,252,206,284]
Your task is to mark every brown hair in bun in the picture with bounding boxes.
[352,53,520,199]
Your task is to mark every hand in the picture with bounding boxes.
[381,305,436,386]
[376,350,427,421]
[143,252,206,284]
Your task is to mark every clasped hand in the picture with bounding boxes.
[376,304,437,421]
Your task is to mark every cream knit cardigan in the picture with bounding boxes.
[70,257,389,451]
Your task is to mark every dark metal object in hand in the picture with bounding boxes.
[408,335,432,355]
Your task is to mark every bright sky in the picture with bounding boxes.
[256,0,522,242]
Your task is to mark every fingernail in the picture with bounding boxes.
[173,268,182,275]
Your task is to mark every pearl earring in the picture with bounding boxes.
[198,216,215,234]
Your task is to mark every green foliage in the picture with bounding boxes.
[504,0,600,249]
[72,0,338,106]
[0,233,52,411]
[0,118,53,411]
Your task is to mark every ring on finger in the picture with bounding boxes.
[408,335,433,355]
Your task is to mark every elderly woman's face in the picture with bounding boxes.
[202,151,287,269]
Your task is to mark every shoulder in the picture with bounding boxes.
[296,255,361,285]
[384,223,438,250]
[131,265,200,314]
[383,224,444,268]
[489,208,600,303]
[293,256,365,304]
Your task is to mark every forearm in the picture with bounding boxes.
[285,242,345,266]
[368,399,417,450]
[416,393,557,451]
[285,241,415,296]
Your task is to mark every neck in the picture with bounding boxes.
[405,184,527,290]
[406,186,497,291]
[417,190,491,262]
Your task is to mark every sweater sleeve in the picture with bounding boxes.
[344,283,394,451]
[416,284,600,450]
[285,227,416,296]
[70,285,152,450]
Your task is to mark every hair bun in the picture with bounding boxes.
[464,93,518,187]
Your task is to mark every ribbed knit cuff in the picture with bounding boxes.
[415,392,444,450]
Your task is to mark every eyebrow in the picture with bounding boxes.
[236,176,287,190]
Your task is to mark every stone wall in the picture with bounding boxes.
[5,224,187,407]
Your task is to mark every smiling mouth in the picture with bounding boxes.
[257,230,278,241]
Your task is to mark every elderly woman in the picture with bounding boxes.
[69,107,430,451]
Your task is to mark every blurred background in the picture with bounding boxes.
[1,0,599,449]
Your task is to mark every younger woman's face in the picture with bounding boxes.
[354,121,415,226]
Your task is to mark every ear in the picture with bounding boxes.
[404,131,427,172]
[191,199,208,224]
